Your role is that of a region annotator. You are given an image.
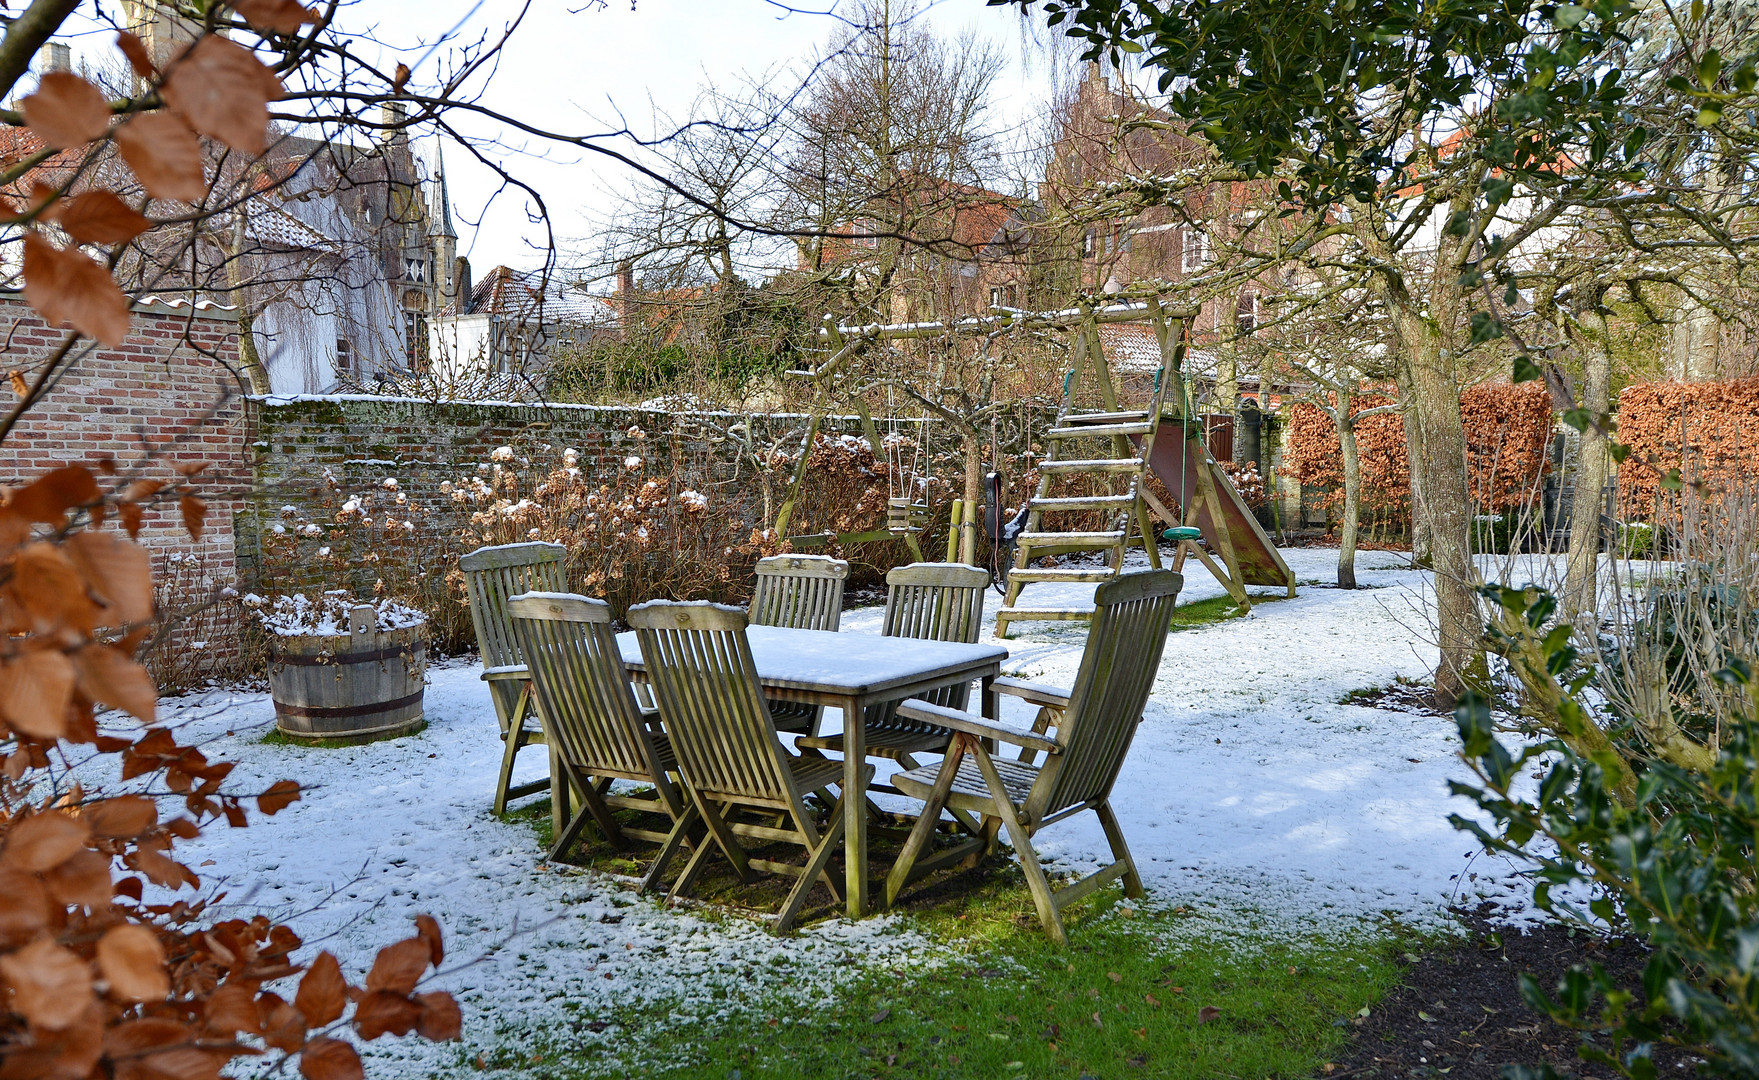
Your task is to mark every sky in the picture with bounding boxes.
[320,0,1061,283]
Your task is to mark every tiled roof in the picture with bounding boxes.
[442,265,616,325]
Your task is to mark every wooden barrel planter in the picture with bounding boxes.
[268,602,428,744]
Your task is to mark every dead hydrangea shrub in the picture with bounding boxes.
[0,465,460,1080]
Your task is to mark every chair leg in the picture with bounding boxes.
[666,833,720,903]
[492,727,525,817]
[569,774,629,853]
[641,804,700,895]
[971,742,1066,946]
[775,792,851,934]
[1095,801,1144,899]
[695,797,756,884]
[885,736,966,907]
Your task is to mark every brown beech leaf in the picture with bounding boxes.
[235,0,322,35]
[258,993,308,1052]
[364,938,429,996]
[0,649,75,740]
[104,1016,232,1080]
[0,867,52,948]
[294,951,347,1027]
[258,779,300,815]
[6,540,102,635]
[352,989,422,1040]
[120,501,145,538]
[45,848,114,909]
[66,529,154,624]
[413,914,443,966]
[21,232,130,347]
[129,844,196,890]
[114,110,207,202]
[204,982,262,1035]
[74,644,158,723]
[5,464,99,524]
[181,494,207,541]
[1197,1004,1222,1024]
[117,31,157,78]
[86,795,157,837]
[299,1037,364,1080]
[414,991,462,1041]
[21,71,111,149]
[97,923,170,1002]
[8,369,27,398]
[162,35,284,155]
[55,190,152,246]
[4,810,92,872]
[0,938,96,1030]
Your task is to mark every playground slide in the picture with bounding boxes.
[1138,421,1295,591]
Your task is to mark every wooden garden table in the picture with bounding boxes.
[615,625,1008,917]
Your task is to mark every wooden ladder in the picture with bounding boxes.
[995,300,1191,638]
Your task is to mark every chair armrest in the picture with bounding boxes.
[482,665,529,682]
[896,699,1060,754]
[993,676,1071,708]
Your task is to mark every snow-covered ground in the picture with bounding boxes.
[145,546,1532,1074]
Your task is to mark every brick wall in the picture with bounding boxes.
[0,292,246,576]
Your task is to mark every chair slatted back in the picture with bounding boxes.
[509,592,654,779]
[750,555,848,632]
[1029,571,1182,821]
[460,543,568,671]
[881,562,988,712]
[628,601,794,804]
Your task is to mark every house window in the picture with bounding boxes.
[404,257,428,283]
[335,335,352,376]
[1236,291,1260,334]
[1083,228,1096,257]
[403,311,428,371]
[1181,228,1209,273]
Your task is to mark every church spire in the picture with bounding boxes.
[430,140,457,241]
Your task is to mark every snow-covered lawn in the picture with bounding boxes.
[146,546,1528,1075]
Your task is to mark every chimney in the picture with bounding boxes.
[381,100,407,143]
[452,256,472,312]
[39,42,70,74]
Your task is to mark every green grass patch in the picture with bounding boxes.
[258,719,427,749]
[477,800,1409,1079]
[1169,591,1289,631]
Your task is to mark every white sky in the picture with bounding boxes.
[329,0,1057,281]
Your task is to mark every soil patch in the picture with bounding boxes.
[1331,911,1700,1079]
[1345,682,1453,716]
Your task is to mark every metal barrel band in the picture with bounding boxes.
[272,689,425,720]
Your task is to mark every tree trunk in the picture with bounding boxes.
[961,428,982,565]
[1563,310,1613,624]
[1403,333,1480,706]
[1337,405,1362,589]
[1395,362,1431,566]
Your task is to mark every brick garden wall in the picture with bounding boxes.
[0,292,246,572]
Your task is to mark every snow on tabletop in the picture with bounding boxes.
[244,591,427,636]
[135,546,1552,1076]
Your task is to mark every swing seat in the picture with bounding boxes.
[1162,526,1203,543]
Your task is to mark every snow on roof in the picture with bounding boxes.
[1098,322,1165,373]
[445,265,617,326]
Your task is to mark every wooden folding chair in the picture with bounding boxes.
[628,600,871,934]
[459,542,566,823]
[884,570,1183,945]
[749,554,849,735]
[796,563,987,809]
[508,592,691,892]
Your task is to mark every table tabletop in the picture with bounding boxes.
[614,622,1008,918]
[614,625,1007,698]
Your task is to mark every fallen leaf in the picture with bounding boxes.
[1107,971,1122,983]
[1197,1005,1222,1024]
[258,779,300,815]
[1144,993,1160,1007]
[1418,1010,1438,1023]
[21,72,110,149]
[115,110,207,202]
[869,1008,890,1024]
[97,923,169,1001]
[22,231,131,346]
[162,35,284,154]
